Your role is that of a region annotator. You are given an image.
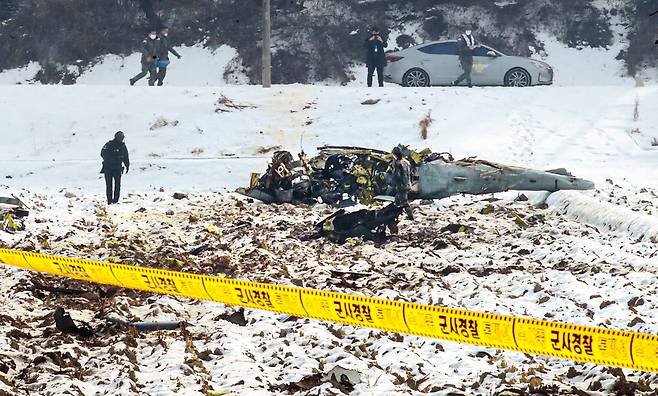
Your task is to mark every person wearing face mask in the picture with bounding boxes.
[129,29,159,86]
[155,26,182,86]
[364,26,388,87]
[453,27,480,88]
[100,131,130,205]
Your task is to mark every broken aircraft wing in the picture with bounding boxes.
[416,158,595,199]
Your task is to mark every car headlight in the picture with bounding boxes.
[529,59,550,70]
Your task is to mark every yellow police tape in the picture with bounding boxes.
[0,248,656,373]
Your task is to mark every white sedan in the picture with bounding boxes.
[384,40,553,87]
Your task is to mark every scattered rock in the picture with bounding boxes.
[64,191,76,199]
[432,239,449,249]
[217,309,247,326]
[480,204,495,215]
[628,296,645,308]
[150,117,180,130]
[599,300,615,309]
[256,145,283,154]
[565,367,580,379]
[440,265,461,276]
[173,192,188,200]
[440,223,474,233]
[515,194,528,202]
[360,98,380,105]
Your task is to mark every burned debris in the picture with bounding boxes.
[312,203,404,244]
[1,195,29,234]
[238,145,595,207]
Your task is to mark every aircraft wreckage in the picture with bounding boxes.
[1,195,29,233]
[238,146,595,206]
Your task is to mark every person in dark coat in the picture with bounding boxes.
[391,146,414,220]
[364,26,387,87]
[453,28,480,88]
[129,29,159,86]
[155,26,182,86]
[101,131,130,205]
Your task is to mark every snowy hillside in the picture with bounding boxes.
[1,83,658,395]
[1,0,656,84]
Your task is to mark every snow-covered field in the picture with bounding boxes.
[1,82,658,395]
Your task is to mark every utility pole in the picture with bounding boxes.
[262,0,272,88]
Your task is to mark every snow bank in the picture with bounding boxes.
[547,191,658,240]
[0,44,248,86]
[0,62,40,84]
[532,33,633,86]
[76,44,248,86]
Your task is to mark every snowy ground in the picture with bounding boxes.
[1,82,658,395]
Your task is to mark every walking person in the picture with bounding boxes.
[129,29,159,86]
[391,146,414,220]
[156,26,182,86]
[100,131,130,205]
[364,26,387,87]
[452,27,480,88]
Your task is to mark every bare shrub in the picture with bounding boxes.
[419,111,433,140]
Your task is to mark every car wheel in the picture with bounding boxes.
[402,68,430,87]
[504,68,531,87]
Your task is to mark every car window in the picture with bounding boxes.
[473,46,493,56]
[418,42,458,55]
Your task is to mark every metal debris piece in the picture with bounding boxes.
[314,203,403,243]
[1,196,29,233]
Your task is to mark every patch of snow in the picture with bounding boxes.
[76,44,247,86]
[0,61,40,84]
[533,32,633,87]
[547,191,658,240]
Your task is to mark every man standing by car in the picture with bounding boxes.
[155,26,182,86]
[129,29,159,86]
[391,146,414,220]
[100,131,130,205]
[364,26,387,87]
[453,27,480,88]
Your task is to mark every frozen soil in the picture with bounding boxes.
[1,183,657,395]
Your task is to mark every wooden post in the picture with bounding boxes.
[262,0,272,88]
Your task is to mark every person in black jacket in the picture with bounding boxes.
[156,26,182,86]
[452,28,480,88]
[129,29,159,86]
[391,146,414,220]
[364,26,387,87]
[101,131,130,205]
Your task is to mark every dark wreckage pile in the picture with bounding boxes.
[238,146,595,208]
[237,146,595,243]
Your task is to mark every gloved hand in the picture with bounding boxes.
[176,54,182,59]
[124,166,129,174]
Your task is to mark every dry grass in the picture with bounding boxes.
[419,111,433,140]
[256,145,283,154]
[214,94,257,113]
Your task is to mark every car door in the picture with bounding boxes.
[471,46,506,85]
[417,42,460,85]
